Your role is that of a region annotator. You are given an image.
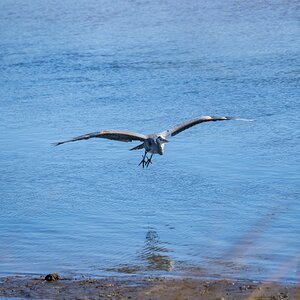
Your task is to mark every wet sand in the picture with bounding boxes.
[0,275,298,299]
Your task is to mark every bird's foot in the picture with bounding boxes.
[138,155,148,168]
[138,154,152,168]
[145,157,152,167]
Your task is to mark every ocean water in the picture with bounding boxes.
[0,0,299,283]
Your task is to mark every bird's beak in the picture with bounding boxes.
[161,138,169,143]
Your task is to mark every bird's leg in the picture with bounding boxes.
[138,151,148,168]
[145,154,153,167]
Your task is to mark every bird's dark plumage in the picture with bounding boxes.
[54,130,147,146]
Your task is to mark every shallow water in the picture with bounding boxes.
[0,0,299,283]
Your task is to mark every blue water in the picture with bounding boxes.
[0,0,299,283]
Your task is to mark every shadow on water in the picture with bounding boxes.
[106,229,174,274]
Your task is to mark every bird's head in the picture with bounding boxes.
[156,136,169,155]
[156,136,169,144]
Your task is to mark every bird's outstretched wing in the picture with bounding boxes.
[160,116,252,138]
[54,130,147,146]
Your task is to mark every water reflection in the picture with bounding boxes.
[107,230,173,274]
[139,230,173,271]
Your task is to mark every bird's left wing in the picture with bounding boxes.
[54,130,147,146]
[160,116,252,138]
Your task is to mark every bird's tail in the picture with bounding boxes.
[130,143,144,151]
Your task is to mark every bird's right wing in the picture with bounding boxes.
[54,130,147,146]
[160,115,252,138]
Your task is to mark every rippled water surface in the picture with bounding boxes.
[0,0,299,282]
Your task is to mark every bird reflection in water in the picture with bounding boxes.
[106,230,174,274]
[139,230,174,272]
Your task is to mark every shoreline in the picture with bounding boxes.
[0,274,299,299]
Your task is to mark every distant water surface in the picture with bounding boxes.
[0,0,299,283]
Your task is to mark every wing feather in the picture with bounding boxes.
[54,130,147,146]
[160,116,251,138]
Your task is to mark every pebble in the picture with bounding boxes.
[45,273,59,282]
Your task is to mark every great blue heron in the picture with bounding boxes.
[54,115,252,168]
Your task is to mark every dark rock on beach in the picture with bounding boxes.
[45,273,59,281]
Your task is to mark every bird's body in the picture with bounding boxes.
[54,115,252,168]
[144,135,167,155]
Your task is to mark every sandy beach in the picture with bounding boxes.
[0,275,299,299]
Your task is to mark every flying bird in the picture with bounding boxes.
[54,115,252,168]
